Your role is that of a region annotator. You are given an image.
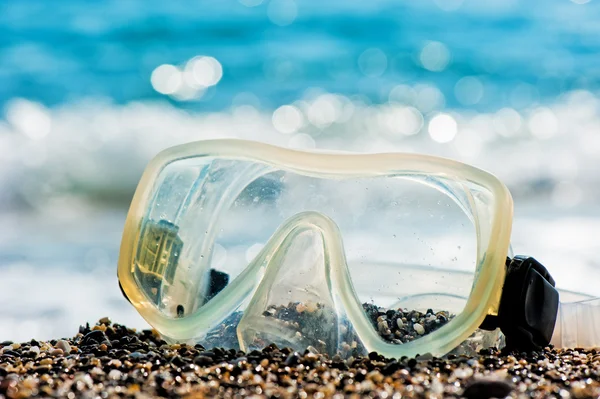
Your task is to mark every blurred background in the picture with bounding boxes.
[1,0,600,341]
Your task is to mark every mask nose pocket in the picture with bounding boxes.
[237,211,366,357]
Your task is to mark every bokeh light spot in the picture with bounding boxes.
[528,107,558,139]
[358,48,388,77]
[382,106,423,136]
[272,105,304,134]
[454,76,484,105]
[184,56,223,88]
[6,99,51,140]
[307,94,342,128]
[267,0,297,26]
[493,108,522,137]
[428,113,457,143]
[414,84,445,113]
[151,64,182,95]
[389,85,416,104]
[419,41,451,72]
[246,243,264,262]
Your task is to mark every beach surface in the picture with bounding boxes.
[1,318,599,398]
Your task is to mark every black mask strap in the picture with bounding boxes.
[480,256,559,351]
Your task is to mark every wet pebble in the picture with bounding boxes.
[56,340,71,353]
[463,378,514,399]
[413,323,425,335]
[193,355,213,366]
[107,369,122,380]
[81,330,108,346]
[129,351,146,359]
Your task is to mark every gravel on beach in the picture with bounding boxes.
[202,302,453,355]
[1,318,600,398]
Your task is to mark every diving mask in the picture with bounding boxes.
[117,139,599,358]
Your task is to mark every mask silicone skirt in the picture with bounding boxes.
[118,140,514,358]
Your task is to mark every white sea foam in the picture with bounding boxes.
[0,89,599,209]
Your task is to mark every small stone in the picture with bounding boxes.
[0,379,17,392]
[305,302,318,313]
[194,356,213,366]
[82,330,107,346]
[49,348,64,356]
[56,340,71,353]
[34,365,52,372]
[129,352,146,359]
[108,369,122,380]
[99,317,111,325]
[396,318,404,329]
[377,320,389,333]
[92,324,107,332]
[463,378,513,399]
[296,303,307,313]
[39,358,53,365]
[74,373,94,389]
[414,323,425,335]
[382,360,400,375]
[430,378,444,395]
[452,367,474,379]
[28,346,40,358]
[264,308,276,317]
[367,370,384,383]
[285,352,300,366]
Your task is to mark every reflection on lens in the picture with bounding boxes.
[134,219,183,307]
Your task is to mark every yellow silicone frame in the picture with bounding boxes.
[118,139,513,357]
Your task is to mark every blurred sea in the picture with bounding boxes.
[1,0,600,341]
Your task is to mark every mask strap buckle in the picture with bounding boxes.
[480,256,559,351]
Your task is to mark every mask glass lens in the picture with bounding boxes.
[132,156,478,350]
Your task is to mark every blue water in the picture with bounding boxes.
[2,0,600,111]
[1,0,600,341]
